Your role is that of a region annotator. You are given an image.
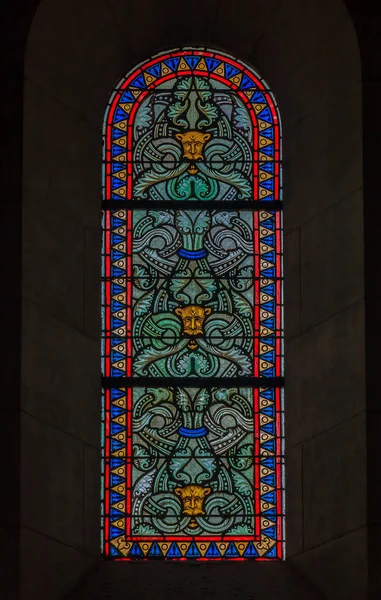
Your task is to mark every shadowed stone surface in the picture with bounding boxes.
[62,562,324,600]
[16,0,371,597]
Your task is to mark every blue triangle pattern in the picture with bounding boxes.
[260,128,274,140]
[129,543,143,557]
[261,406,274,417]
[261,235,274,246]
[252,91,266,103]
[262,318,275,329]
[262,283,275,296]
[110,406,125,419]
[205,58,221,72]
[131,74,146,89]
[148,542,162,557]
[109,507,124,518]
[112,128,125,140]
[261,218,274,229]
[110,491,124,504]
[261,353,274,365]
[262,367,275,377]
[262,491,277,503]
[110,525,123,539]
[110,422,124,437]
[265,545,278,557]
[167,542,182,557]
[113,106,129,123]
[110,216,125,228]
[262,422,275,435]
[112,144,125,157]
[261,178,274,190]
[225,64,240,78]
[263,526,277,539]
[240,74,257,89]
[186,542,201,558]
[205,542,221,557]
[111,388,125,400]
[111,439,124,452]
[262,268,275,278]
[243,542,258,557]
[225,542,239,557]
[112,163,125,173]
[262,299,275,310]
[260,162,274,173]
[111,266,125,277]
[184,56,200,70]
[146,64,161,78]
[111,316,125,328]
[120,90,135,103]
[110,458,124,469]
[111,350,126,362]
[262,442,276,454]
[111,178,125,190]
[257,106,273,123]
[260,145,274,157]
[164,57,180,72]
[111,299,125,311]
[110,546,120,556]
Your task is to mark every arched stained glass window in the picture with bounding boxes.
[101,48,284,561]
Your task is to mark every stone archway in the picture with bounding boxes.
[21,1,363,597]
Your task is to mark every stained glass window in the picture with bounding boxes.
[101,48,284,560]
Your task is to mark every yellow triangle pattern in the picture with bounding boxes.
[112,324,126,337]
[197,541,209,556]
[113,152,126,162]
[111,482,125,495]
[259,170,273,183]
[112,290,126,303]
[114,120,128,132]
[113,170,126,182]
[230,73,242,86]
[197,58,207,71]
[258,119,272,132]
[140,542,152,556]
[253,103,267,114]
[112,395,126,409]
[161,63,172,76]
[144,72,156,86]
[119,102,133,115]
[111,500,125,513]
[113,136,127,148]
[158,542,171,556]
[213,64,225,77]
[178,542,191,556]
[178,58,189,71]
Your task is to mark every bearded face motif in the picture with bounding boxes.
[175,485,211,516]
[175,305,212,337]
[176,131,211,161]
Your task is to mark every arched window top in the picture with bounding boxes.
[102,48,284,561]
[103,47,282,204]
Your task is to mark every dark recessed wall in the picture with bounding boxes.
[18,0,367,598]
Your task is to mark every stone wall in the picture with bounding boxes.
[20,0,365,598]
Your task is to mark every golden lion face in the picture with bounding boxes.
[176,131,211,161]
[175,305,212,337]
[175,485,211,516]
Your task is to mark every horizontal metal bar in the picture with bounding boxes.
[102,200,283,211]
[101,376,284,388]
